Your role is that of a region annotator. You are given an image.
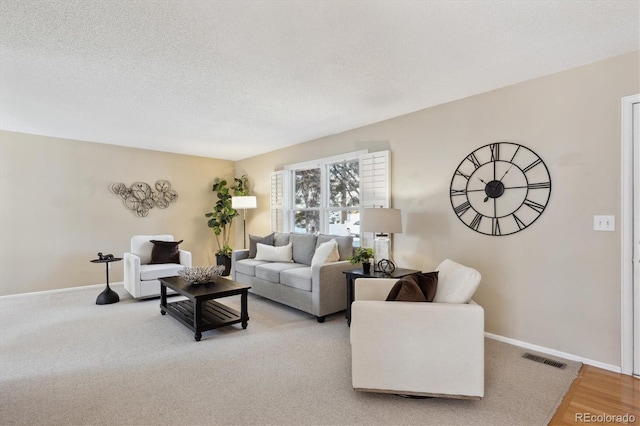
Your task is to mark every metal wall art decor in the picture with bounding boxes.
[110,180,178,217]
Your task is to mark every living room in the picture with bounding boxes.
[1,1,639,425]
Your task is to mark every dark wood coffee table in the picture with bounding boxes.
[159,276,250,341]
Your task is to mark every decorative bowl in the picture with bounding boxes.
[178,265,225,284]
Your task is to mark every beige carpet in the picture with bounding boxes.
[0,283,580,425]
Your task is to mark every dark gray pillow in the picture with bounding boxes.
[149,240,182,264]
[248,233,275,258]
[273,232,290,247]
[386,272,439,302]
[290,233,317,265]
[316,234,353,261]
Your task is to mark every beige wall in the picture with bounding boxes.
[237,51,640,367]
[0,131,235,295]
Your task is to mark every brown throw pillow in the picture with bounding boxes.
[249,233,275,258]
[149,240,183,264]
[386,272,439,302]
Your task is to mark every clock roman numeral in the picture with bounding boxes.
[454,201,471,217]
[455,170,471,180]
[492,218,501,235]
[510,145,521,162]
[466,153,482,169]
[522,158,542,173]
[523,198,545,213]
[527,181,551,190]
[450,188,467,196]
[513,213,527,230]
[470,213,482,231]
[490,143,500,161]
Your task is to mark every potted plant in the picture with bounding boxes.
[205,175,250,275]
[348,247,374,274]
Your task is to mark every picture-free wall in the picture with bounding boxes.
[236,51,640,368]
[0,131,235,296]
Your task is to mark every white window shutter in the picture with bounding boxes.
[270,171,284,232]
[359,150,391,248]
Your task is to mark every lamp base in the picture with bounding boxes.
[373,236,391,271]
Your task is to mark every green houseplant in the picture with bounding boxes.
[205,175,250,274]
[348,247,374,274]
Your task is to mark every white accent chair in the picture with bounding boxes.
[123,235,192,299]
[350,259,484,399]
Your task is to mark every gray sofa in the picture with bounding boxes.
[231,232,354,322]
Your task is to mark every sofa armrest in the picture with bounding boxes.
[350,300,485,397]
[232,249,250,262]
[123,252,141,295]
[354,278,398,301]
[231,250,250,280]
[311,260,354,317]
[179,250,192,267]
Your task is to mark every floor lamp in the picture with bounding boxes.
[231,196,257,249]
[360,207,402,271]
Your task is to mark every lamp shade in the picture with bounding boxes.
[360,208,402,234]
[231,196,257,209]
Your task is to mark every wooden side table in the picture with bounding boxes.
[343,267,421,325]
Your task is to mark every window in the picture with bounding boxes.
[271,150,390,247]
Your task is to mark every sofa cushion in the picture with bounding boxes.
[274,232,291,247]
[255,262,307,283]
[280,267,313,292]
[140,263,185,281]
[386,272,438,302]
[290,233,317,265]
[248,233,275,258]
[235,259,268,277]
[432,259,481,304]
[311,239,340,266]
[316,234,354,261]
[149,240,183,264]
[255,242,293,263]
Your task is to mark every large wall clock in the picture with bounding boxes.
[449,142,551,236]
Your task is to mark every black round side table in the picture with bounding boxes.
[91,257,123,305]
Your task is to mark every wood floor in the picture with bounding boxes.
[549,365,639,425]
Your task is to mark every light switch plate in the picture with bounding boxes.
[593,215,615,231]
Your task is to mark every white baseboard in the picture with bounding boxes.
[485,332,621,373]
[1,282,125,299]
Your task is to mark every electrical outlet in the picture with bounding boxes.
[593,215,615,231]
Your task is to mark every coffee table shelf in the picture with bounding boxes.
[163,299,243,331]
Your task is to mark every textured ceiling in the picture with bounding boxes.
[1,1,638,160]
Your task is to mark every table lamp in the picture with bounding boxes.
[231,196,257,249]
[360,207,402,271]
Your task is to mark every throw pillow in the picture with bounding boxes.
[386,272,439,302]
[311,239,340,266]
[290,233,317,265]
[149,239,183,264]
[432,259,481,303]
[316,234,354,261]
[255,242,293,263]
[248,233,275,258]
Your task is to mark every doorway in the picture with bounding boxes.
[622,94,639,377]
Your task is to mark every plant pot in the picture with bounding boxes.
[216,255,232,276]
[362,262,371,274]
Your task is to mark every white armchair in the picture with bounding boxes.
[123,235,192,299]
[350,259,484,399]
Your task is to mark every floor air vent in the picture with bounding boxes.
[522,352,567,369]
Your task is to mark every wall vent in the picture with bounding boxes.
[522,352,567,369]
